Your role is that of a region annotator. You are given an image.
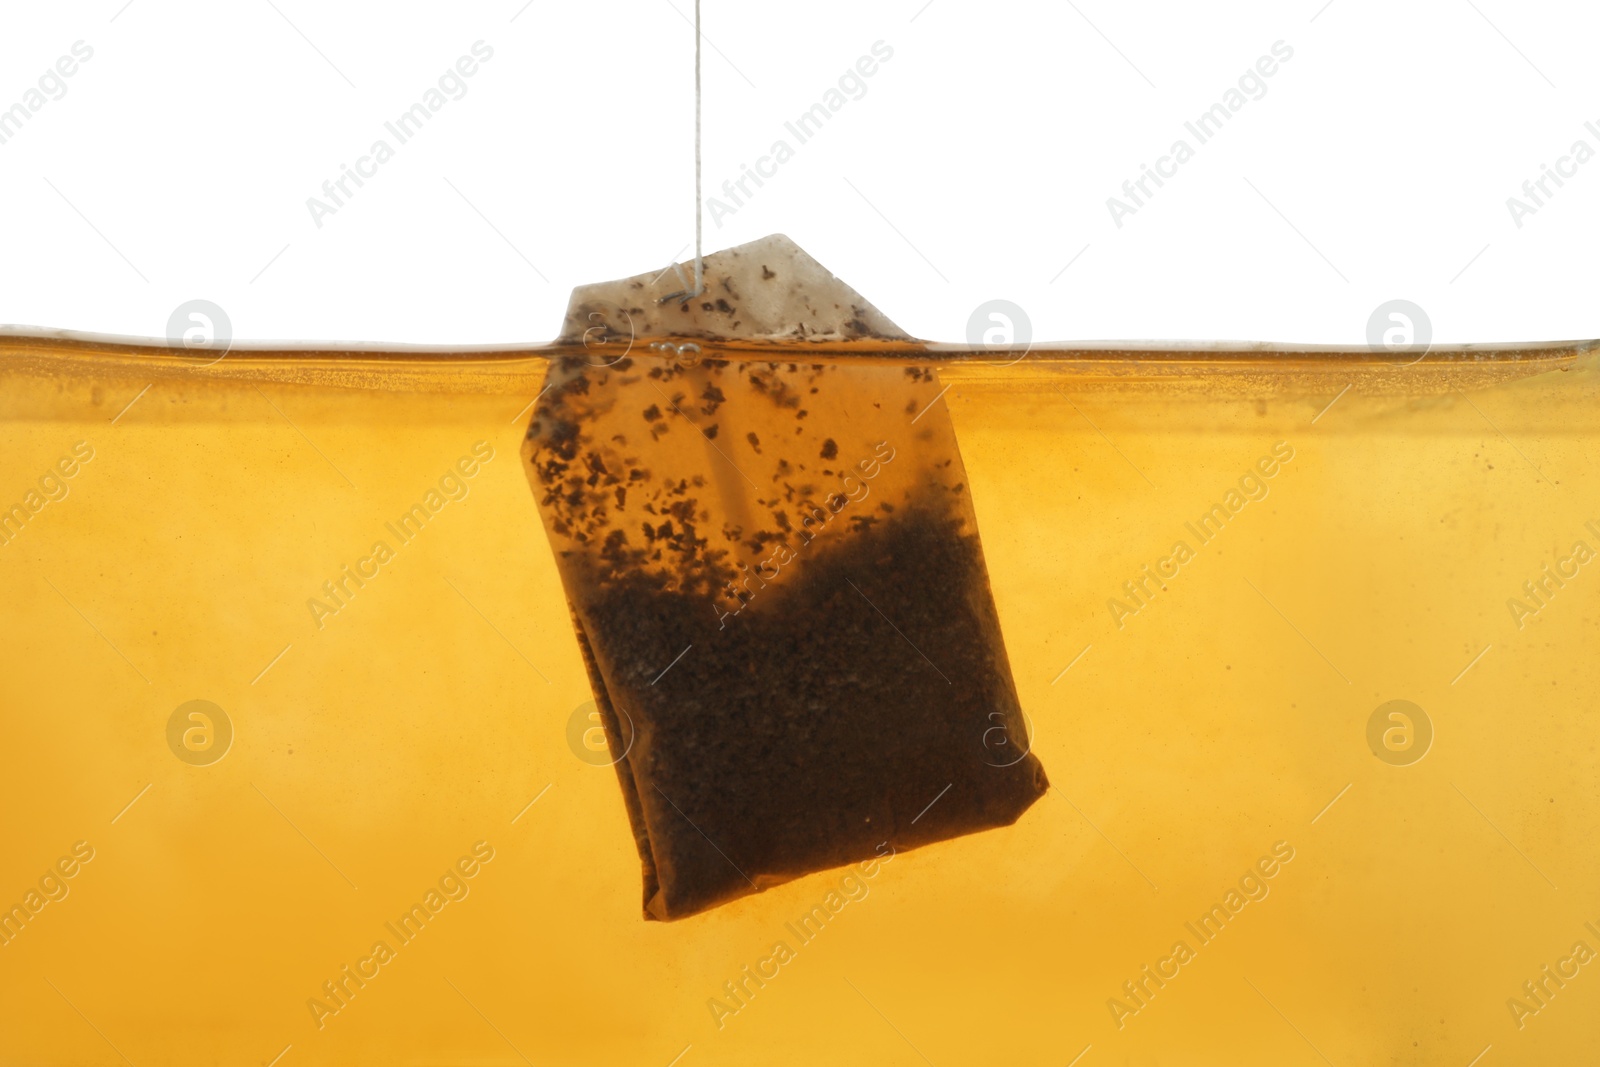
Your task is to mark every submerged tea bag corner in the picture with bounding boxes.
[525,235,1047,921]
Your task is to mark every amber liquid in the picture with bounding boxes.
[1,334,1596,1065]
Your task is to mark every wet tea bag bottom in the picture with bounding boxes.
[570,487,1045,920]
[525,235,1047,920]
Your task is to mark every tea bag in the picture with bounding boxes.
[525,235,1046,921]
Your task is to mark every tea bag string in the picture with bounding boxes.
[664,0,704,304]
[692,0,703,298]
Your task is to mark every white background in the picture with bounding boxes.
[0,0,1595,348]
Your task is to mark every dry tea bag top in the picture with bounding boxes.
[524,235,1046,921]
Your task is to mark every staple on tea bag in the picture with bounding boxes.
[525,235,1046,921]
